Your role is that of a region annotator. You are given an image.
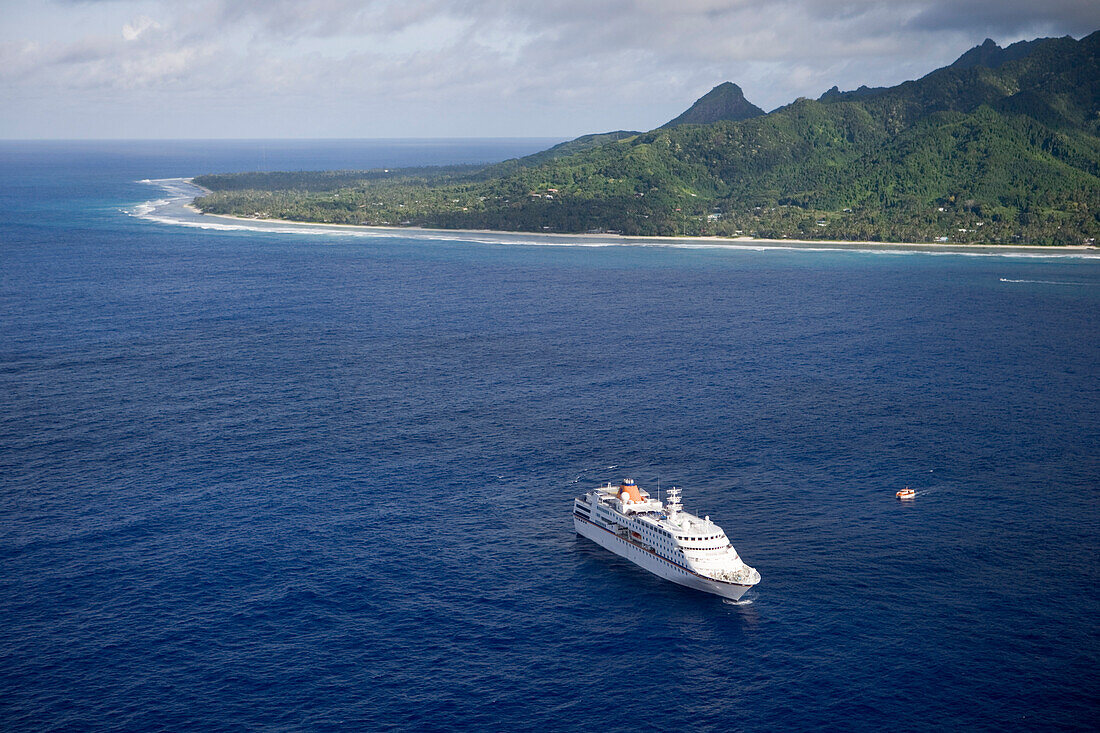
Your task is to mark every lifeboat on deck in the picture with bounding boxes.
[896,487,916,499]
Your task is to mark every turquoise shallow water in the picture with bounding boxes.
[1,141,1098,731]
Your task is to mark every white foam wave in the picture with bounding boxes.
[128,198,169,217]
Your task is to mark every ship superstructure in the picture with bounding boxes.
[573,479,760,600]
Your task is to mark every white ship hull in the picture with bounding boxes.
[574,515,753,602]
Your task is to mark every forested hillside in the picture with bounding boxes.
[194,32,1100,245]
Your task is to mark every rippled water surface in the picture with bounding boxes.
[2,141,1098,731]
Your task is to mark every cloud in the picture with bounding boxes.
[122,15,160,41]
[905,0,1100,33]
[2,0,1098,137]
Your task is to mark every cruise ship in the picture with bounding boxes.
[573,479,760,600]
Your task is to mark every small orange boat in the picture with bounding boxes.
[896,487,916,499]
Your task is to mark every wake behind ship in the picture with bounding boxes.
[574,479,760,600]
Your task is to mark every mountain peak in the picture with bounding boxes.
[819,83,888,102]
[950,36,1048,70]
[663,82,765,128]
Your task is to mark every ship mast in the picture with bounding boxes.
[665,486,682,520]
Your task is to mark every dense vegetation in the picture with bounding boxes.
[194,32,1100,245]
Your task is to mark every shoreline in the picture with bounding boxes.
[181,179,1098,256]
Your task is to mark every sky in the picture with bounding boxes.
[1,0,1098,139]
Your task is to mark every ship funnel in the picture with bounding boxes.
[619,482,643,503]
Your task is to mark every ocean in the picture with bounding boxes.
[1,140,1098,731]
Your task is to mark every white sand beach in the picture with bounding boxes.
[143,178,1100,258]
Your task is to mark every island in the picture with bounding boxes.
[194,32,1100,247]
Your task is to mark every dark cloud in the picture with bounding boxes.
[906,0,1100,33]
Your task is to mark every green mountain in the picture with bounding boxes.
[949,37,1048,70]
[195,32,1100,245]
[662,82,765,127]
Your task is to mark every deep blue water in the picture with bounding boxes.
[1,140,1098,732]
